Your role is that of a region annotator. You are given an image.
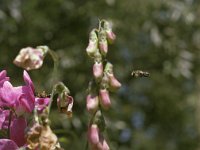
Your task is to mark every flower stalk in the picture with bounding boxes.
[86,19,121,150]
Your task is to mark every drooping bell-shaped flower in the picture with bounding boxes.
[93,61,103,81]
[103,21,116,44]
[86,94,99,114]
[107,74,121,92]
[57,92,74,118]
[99,89,111,109]
[88,124,100,145]
[13,46,48,70]
[98,30,108,56]
[86,29,98,57]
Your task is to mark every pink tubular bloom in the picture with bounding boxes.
[93,62,103,81]
[13,47,47,70]
[88,124,99,145]
[108,73,121,91]
[35,97,50,113]
[0,139,18,150]
[86,94,99,114]
[99,89,111,109]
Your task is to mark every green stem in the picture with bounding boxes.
[33,107,39,123]
[47,87,56,117]
[85,140,89,150]
[48,49,59,84]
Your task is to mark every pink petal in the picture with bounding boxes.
[23,70,34,92]
[0,109,10,129]
[99,89,111,109]
[10,117,27,147]
[88,124,99,145]
[0,81,17,107]
[0,139,18,150]
[35,97,50,113]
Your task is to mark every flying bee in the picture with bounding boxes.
[35,91,51,98]
[131,70,150,78]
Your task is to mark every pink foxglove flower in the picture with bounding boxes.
[93,62,103,81]
[0,139,18,150]
[35,97,50,113]
[86,94,99,114]
[13,46,48,70]
[99,89,111,109]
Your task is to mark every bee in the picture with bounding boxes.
[131,70,150,78]
[35,91,51,98]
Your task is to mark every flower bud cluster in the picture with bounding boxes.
[86,20,121,150]
[86,20,121,112]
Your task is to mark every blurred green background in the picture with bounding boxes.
[1,0,200,149]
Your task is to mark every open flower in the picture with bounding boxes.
[35,97,50,113]
[13,46,48,70]
[0,71,35,116]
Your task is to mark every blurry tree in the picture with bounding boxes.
[0,0,200,149]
